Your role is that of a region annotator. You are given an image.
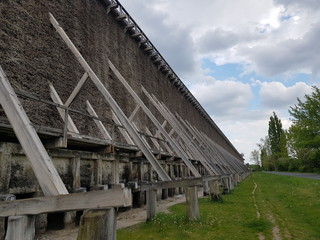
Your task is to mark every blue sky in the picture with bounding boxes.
[120,0,320,162]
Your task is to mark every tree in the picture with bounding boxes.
[266,112,289,171]
[268,112,287,158]
[257,136,273,170]
[289,86,320,149]
[288,86,320,171]
[250,149,260,165]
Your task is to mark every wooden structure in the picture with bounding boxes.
[0,0,250,238]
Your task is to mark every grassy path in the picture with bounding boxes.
[117,172,320,240]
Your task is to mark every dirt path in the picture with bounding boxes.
[36,193,198,240]
[251,174,282,240]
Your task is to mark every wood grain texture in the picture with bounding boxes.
[0,188,132,217]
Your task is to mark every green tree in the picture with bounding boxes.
[288,86,320,172]
[267,112,288,170]
[250,149,260,165]
[257,136,273,170]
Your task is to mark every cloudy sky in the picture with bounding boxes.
[120,0,320,163]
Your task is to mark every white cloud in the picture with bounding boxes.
[119,0,197,77]
[259,81,313,109]
[119,0,319,163]
[190,79,253,121]
[217,119,269,162]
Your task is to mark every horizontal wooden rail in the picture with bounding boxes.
[0,188,132,217]
[141,175,233,191]
[141,178,203,191]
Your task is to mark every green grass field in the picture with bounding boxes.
[117,172,320,240]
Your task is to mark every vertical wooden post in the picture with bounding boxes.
[65,157,81,227]
[0,194,15,240]
[0,143,12,194]
[209,180,221,201]
[203,181,209,196]
[95,157,103,186]
[71,157,81,189]
[146,188,157,220]
[77,208,116,240]
[185,186,200,221]
[229,176,234,190]
[5,215,35,240]
[113,159,119,184]
[222,178,230,194]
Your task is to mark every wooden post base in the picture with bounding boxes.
[209,180,222,201]
[5,215,35,240]
[185,186,200,221]
[146,189,157,220]
[77,208,116,240]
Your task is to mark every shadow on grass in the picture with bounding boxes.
[245,219,272,232]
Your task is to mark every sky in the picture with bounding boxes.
[119,0,320,163]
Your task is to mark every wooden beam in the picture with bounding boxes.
[86,100,112,140]
[0,188,132,217]
[5,215,35,240]
[0,66,68,196]
[64,72,89,107]
[154,95,225,175]
[49,13,170,181]
[128,104,140,121]
[49,83,79,134]
[185,186,200,221]
[108,60,201,178]
[77,208,116,240]
[177,115,229,174]
[141,87,217,176]
[145,127,162,151]
[111,111,134,145]
[140,177,202,191]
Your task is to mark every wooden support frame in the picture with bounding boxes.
[182,118,233,171]
[156,100,224,174]
[0,188,132,217]
[111,111,135,145]
[141,86,218,176]
[86,100,112,140]
[145,127,162,152]
[107,60,201,178]
[176,115,231,174]
[49,83,79,134]
[64,72,89,107]
[142,178,203,220]
[49,13,170,181]
[159,99,234,175]
[0,66,68,196]
[140,177,203,191]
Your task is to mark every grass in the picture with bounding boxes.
[117,172,320,240]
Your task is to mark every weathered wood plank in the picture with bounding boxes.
[86,100,112,140]
[146,189,157,220]
[49,13,170,181]
[111,111,134,145]
[4,215,35,240]
[141,87,217,175]
[145,127,162,151]
[108,60,201,178]
[141,177,202,191]
[128,104,140,121]
[77,208,116,240]
[49,83,79,134]
[0,188,132,217]
[185,186,200,221]
[64,72,89,107]
[0,66,68,196]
